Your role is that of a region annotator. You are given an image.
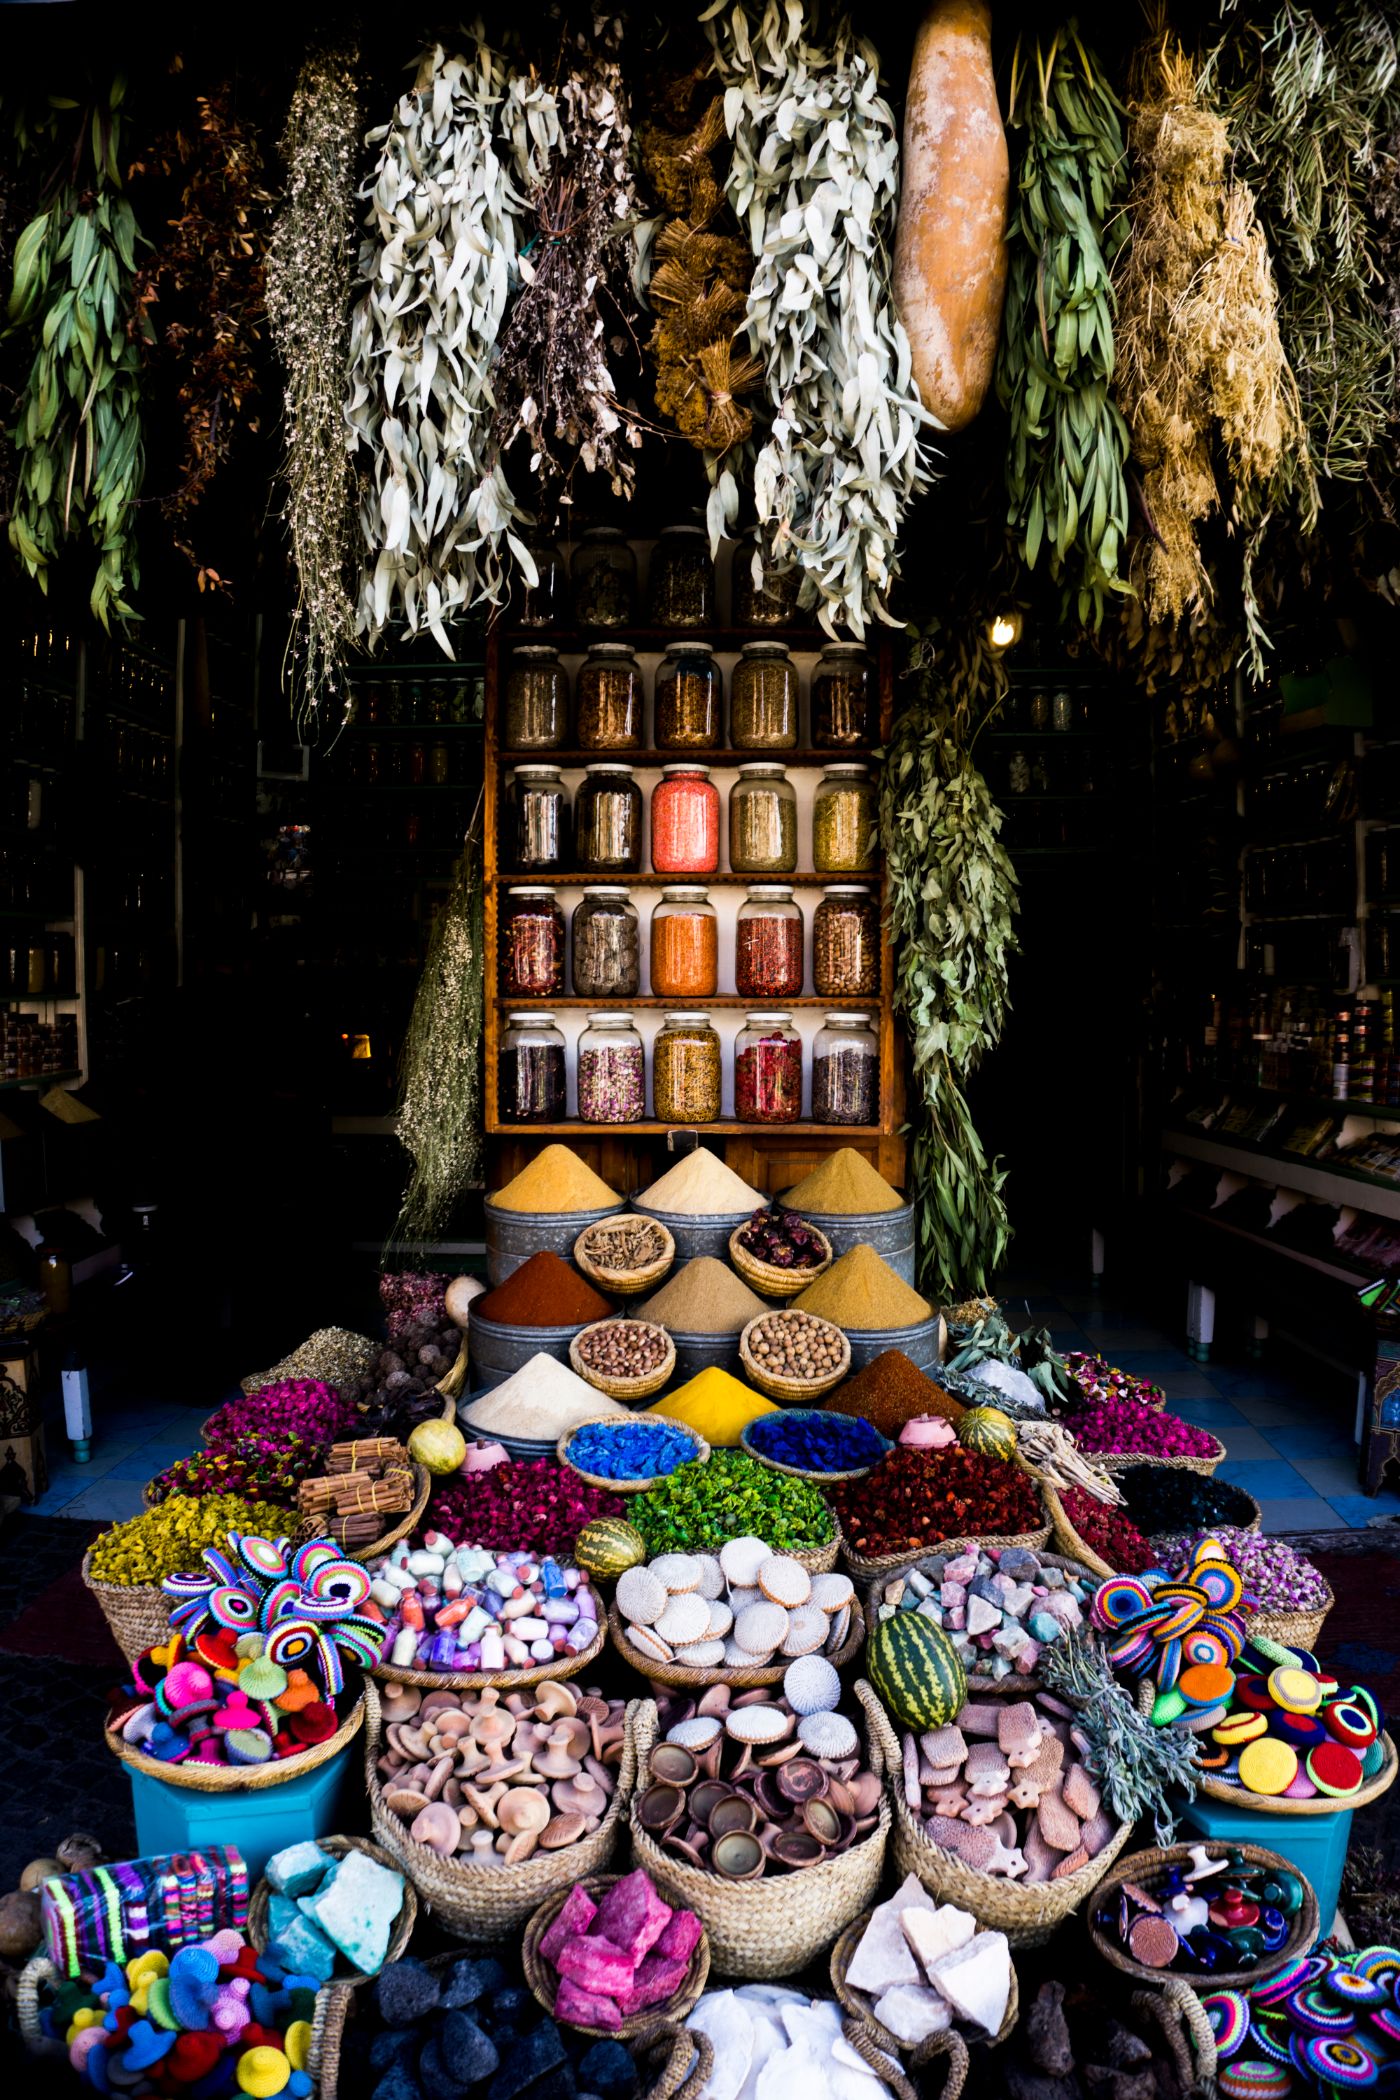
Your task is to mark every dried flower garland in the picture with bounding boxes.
[267,38,363,723]
[706,2,934,638]
[394,807,485,1242]
[345,41,559,653]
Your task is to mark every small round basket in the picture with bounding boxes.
[729,1221,833,1299]
[1088,1842,1319,1990]
[248,1835,416,1983]
[609,1592,864,1691]
[740,1410,890,1484]
[523,1873,710,2039]
[569,1318,677,1403]
[560,1413,709,1494]
[81,1552,174,1666]
[574,1215,677,1298]
[373,1594,607,1691]
[739,1310,851,1401]
[107,1695,365,1790]
[832,1907,1019,2062]
[294,1461,431,1563]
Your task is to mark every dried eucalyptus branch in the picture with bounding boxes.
[267,39,363,724]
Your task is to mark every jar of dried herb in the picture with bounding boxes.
[731,641,797,749]
[650,887,718,998]
[648,522,716,627]
[812,643,873,748]
[729,763,797,874]
[655,641,721,749]
[514,537,566,628]
[575,765,642,872]
[576,642,643,750]
[813,763,877,872]
[813,886,880,997]
[501,887,565,996]
[736,886,804,998]
[572,888,641,998]
[733,550,801,628]
[653,1011,722,1124]
[499,1011,567,1123]
[506,765,570,872]
[651,764,720,875]
[578,1011,646,1123]
[572,526,636,627]
[813,1011,879,1125]
[505,645,568,749]
[735,1011,803,1123]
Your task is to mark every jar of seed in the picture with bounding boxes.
[736,886,804,998]
[813,1011,879,1125]
[655,641,722,749]
[506,765,571,872]
[813,763,877,872]
[651,765,720,875]
[731,641,797,749]
[576,642,643,750]
[648,522,716,627]
[505,645,568,749]
[578,1011,645,1123]
[730,762,797,873]
[499,1011,566,1123]
[572,887,641,998]
[575,765,643,872]
[813,886,880,997]
[572,526,636,627]
[812,643,873,748]
[732,550,801,628]
[501,887,565,996]
[650,887,718,998]
[735,1011,803,1123]
[515,537,566,628]
[653,1011,722,1124]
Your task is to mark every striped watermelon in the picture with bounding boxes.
[574,1517,648,1580]
[868,1612,966,1730]
[956,1406,1018,1462]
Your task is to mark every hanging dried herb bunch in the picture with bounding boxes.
[267,38,363,724]
[345,41,559,652]
[996,23,1131,632]
[394,809,485,1242]
[128,80,274,591]
[492,10,646,517]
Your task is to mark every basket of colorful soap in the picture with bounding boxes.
[560,1414,709,1495]
[729,1209,834,1300]
[608,1537,862,1690]
[831,1445,1052,1582]
[568,1318,677,1404]
[615,1446,843,1577]
[864,1544,1100,1695]
[369,1534,607,1690]
[1088,1841,1319,1991]
[523,1869,710,2039]
[831,1879,1018,2063]
[247,1837,416,1986]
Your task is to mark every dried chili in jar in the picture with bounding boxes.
[651,764,720,875]
[500,888,565,996]
[735,886,804,998]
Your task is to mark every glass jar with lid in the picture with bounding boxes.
[653,1011,722,1124]
[733,550,801,628]
[729,762,797,873]
[655,641,721,749]
[731,640,798,749]
[735,1011,803,1123]
[813,1012,879,1125]
[499,1011,567,1123]
[647,522,716,627]
[578,1011,646,1123]
[507,765,571,871]
[811,643,873,748]
[576,642,643,751]
[650,886,718,998]
[572,526,636,627]
[651,764,720,875]
[575,765,643,872]
[813,763,877,871]
[514,537,566,629]
[500,887,565,996]
[813,885,880,996]
[572,887,641,998]
[735,886,804,998]
[505,645,568,749]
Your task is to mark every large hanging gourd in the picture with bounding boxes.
[894,0,1010,431]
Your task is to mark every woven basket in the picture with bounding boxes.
[1039,1479,1118,1581]
[610,1593,865,1692]
[729,1222,833,1299]
[1250,1584,1334,1652]
[81,1553,174,1665]
[863,1548,1100,1694]
[364,1679,638,1938]
[831,1907,1019,2060]
[372,1599,607,1691]
[1136,1978,1218,2093]
[523,1873,711,2038]
[862,1682,1132,1947]
[1089,1842,1320,1990]
[295,1461,430,1562]
[740,1411,890,1485]
[570,1319,677,1403]
[738,1313,851,1401]
[841,1506,1052,1584]
[628,1686,890,1979]
[1088,1437,1225,1478]
[1198,1727,1398,1813]
[248,1836,417,1983]
[559,1411,707,1492]
[436,1333,469,1402]
[108,1694,365,1791]
[574,1217,677,1298]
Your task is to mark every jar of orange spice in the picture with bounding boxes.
[650,886,718,998]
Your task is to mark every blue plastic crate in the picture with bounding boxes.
[126,1742,355,1886]
[1178,1790,1352,1932]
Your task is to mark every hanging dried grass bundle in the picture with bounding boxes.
[394,809,485,1243]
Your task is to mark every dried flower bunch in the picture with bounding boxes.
[706,1,934,637]
[394,809,486,1241]
[267,38,364,723]
[344,39,559,653]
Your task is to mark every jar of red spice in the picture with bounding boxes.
[735,1010,803,1123]
[735,885,804,998]
[651,764,720,875]
[650,887,718,998]
[813,885,879,997]
[500,887,565,996]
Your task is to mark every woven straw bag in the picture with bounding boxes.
[729,1222,833,1299]
[862,1548,1100,1694]
[738,1310,850,1399]
[523,1873,710,2037]
[107,1696,365,1792]
[1040,1481,1116,1580]
[1089,1843,1320,1991]
[628,1684,890,1979]
[831,1907,1019,2062]
[573,1215,677,1298]
[608,1594,864,1692]
[81,1553,172,1665]
[862,1684,1132,1947]
[362,1678,638,1938]
[1137,1977,1219,2091]
[247,1836,417,1982]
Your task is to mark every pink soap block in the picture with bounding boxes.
[556,1934,636,1997]
[653,1909,703,1964]
[616,1954,688,2018]
[592,1869,673,1963]
[554,1977,623,2029]
[539,1883,599,1966]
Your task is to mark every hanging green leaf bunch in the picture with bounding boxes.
[394,809,485,1242]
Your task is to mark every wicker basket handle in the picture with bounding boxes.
[307,1977,356,2098]
[362,1674,383,1788]
[637,2020,714,2100]
[614,1696,640,1805]
[854,1677,899,1790]
[1134,1979,1217,2092]
[17,1955,62,2055]
[841,2015,921,2100]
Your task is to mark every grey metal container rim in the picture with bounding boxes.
[482,1196,629,1229]
[469,1309,595,1344]
[659,1325,754,1346]
[629,1193,755,1228]
[775,1192,913,1221]
[840,1311,942,1342]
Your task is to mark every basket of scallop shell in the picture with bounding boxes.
[364,1675,638,1938]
